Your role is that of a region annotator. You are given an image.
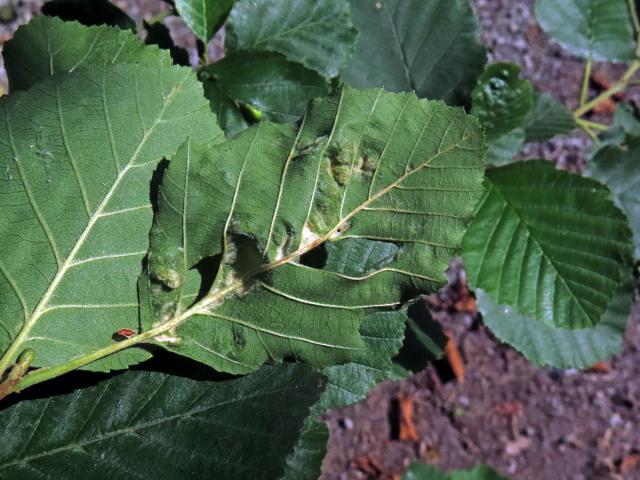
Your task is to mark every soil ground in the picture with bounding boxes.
[0,1,638,478]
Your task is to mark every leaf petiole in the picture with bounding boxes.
[579,58,592,106]
[573,60,640,118]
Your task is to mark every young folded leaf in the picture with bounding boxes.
[0,64,221,376]
[462,161,634,329]
[142,86,486,374]
[471,63,534,142]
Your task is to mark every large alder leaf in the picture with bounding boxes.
[4,16,171,92]
[226,0,358,78]
[462,161,633,329]
[476,272,634,369]
[141,86,485,375]
[585,139,640,258]
[175,0,234,43]
[342,0,487,106]
[0,64,222,374]
[535,0,636,62]
[0,364,323,479]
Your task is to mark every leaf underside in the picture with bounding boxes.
[462,160,633,329]
[0,64,221,372]
[143,86,485,375]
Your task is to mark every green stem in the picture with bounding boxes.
[576,118,601,140]
[202,42,211,66]
[574,60,640,118]
[16,327,167,391]
[578,118,608,131]
[580,58,592,106]
[579,124,599,141]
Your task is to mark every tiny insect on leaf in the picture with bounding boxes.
[115,329,136,340]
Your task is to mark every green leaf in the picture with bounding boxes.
[175,0,234,42]
[535,0,636,62]
[226,0,358,78]
[324,238,400,275]
[485,129,525,167]
[4,16,171,92]
[462,160,634,329]
[200,51,330,126]
[522,93,576,142]
[403,463,508,480]
[0,364,324,479]
[142,86,485,375]
[610,103,640,138]
[594,103,640,150]
[585,138,640,258]
[0,64,222,373]
[476,272,634,368]
[471,63,534,141]
[342,0,487,106]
